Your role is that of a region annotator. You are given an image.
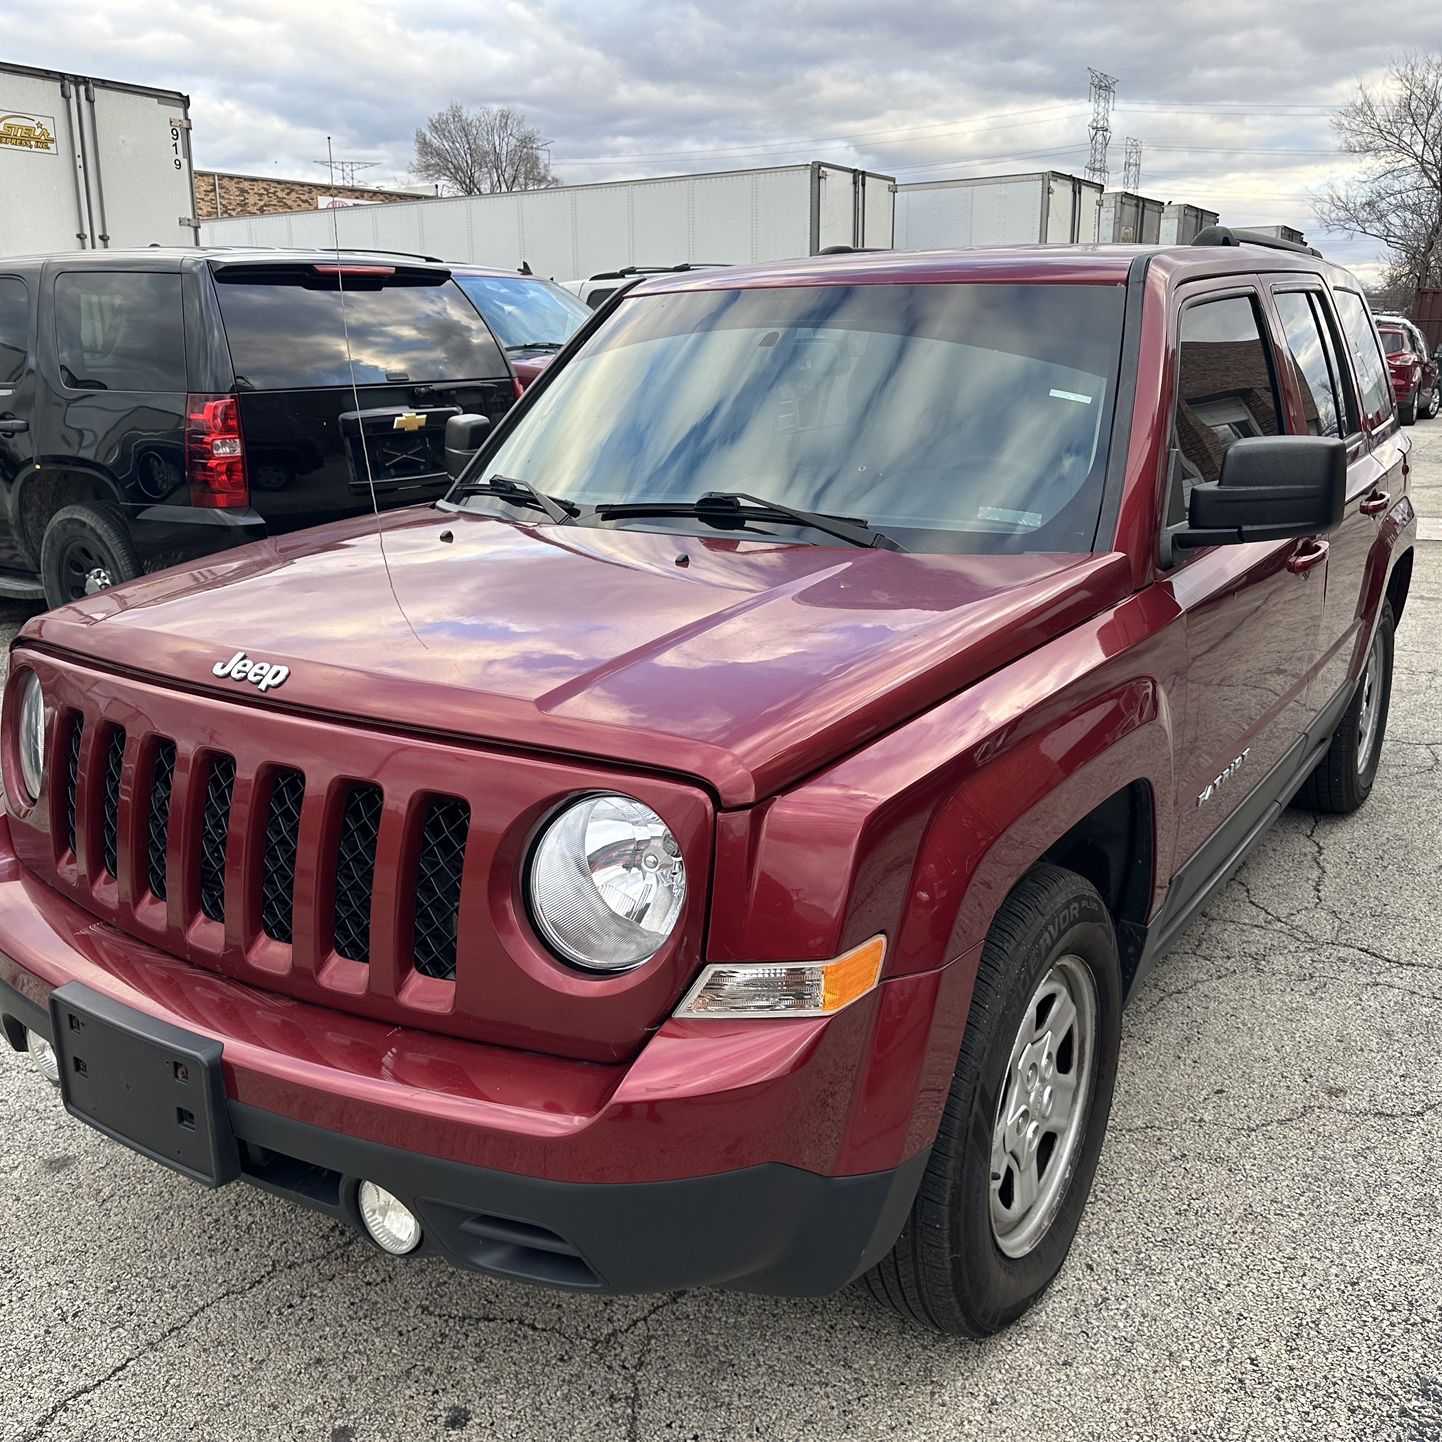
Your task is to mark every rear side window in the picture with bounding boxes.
[54,272,186,392]
[0,278,29,385]
[1333,289,1392,426]
[213,270,504,389]
[1170,294,1281,519]
[1273,291,1344,438]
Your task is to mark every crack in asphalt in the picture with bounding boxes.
[17,1237,358,1441]
[1112,1096,1442,1141]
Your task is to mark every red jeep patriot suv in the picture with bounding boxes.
[0,228,1416,1337]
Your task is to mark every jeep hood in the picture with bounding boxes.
[25,511,1131,805]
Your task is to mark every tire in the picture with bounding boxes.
[1298,602,1395,815]
[1399,387,1418,425]
[1421,382,1440,421]
[862,864,1122,1336]
[39,504,141,610]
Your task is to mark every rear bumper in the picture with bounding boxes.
[0,817,967,1295]
[125,502,267,571]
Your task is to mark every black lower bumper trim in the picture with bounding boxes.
[3,972,926,1297]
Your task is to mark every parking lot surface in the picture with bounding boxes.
[2,426,1440,1442]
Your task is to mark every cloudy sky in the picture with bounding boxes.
[7,0,1436,273]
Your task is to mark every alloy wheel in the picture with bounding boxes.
[990,954,1097,1258]
[1357,628,1385,776]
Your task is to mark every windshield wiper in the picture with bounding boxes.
[450,474,577,525]
[504,341,564,353]
[595,490,905,552]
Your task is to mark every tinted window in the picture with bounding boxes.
[214,271,504,389]
[1171,295,1280,518]
[1333,289,1392,424]
[453,274,589,351]
[54,272,185,391]
[1379,329,1407,355]
[474,282,1127,555]
[1274,291,1342,438]
[0,277,28,386]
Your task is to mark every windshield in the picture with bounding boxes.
[214,270,502,388]
[454,273,590,350]
[469,282,1126,554]
[1378,329,1409,356]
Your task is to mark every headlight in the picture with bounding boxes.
[15,670,45,805]
[529,794,686,971]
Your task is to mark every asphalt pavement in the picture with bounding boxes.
[2,427,1440,1442]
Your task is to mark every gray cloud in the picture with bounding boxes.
[6,0,1430,272]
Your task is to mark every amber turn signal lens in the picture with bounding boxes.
[674,935,887,1020]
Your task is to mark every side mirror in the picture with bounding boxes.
[1175,435,1346,550]
[444,413,490,481]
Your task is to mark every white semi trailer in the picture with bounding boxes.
[200,162,895,277]
[0,62,198,255]
[893,172,1103,249]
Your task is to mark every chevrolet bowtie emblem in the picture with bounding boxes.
[393,412,427,432]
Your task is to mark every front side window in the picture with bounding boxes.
[1333,289,1393,426]
[0,277,28,386]
[1169,294,1281,523]
[54,272,185,392]
[470,282,1128,555]
[1274,291,1342,438]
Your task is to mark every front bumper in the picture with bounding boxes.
[0,819,967,1295]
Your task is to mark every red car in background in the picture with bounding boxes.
[1376,315,1440,424]
[451,266,592,390]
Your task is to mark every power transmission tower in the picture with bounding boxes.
[1122,137,1142,192]
[313,136,379,188]
[1086,69,1118,188]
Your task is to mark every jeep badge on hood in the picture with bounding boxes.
[212,650,290,692]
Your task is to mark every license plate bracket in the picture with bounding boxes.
[49,982,239,1188]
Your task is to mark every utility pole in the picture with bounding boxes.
[1122,137,1142,192]
[1086,69,1118,189]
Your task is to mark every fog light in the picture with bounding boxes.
[25,1028,60,1085]
[357,1181,421,1255]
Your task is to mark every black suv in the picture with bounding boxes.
[0,250,517,607]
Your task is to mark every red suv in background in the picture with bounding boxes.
[0,229,1416,1337]
[1376,315,1440,424]
[451,265,591,390]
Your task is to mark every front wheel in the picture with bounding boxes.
[1298,602,1395,814]
[863,865,1122,1336]
[1421,382,1441,420]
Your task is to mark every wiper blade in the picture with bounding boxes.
[504,341,564,353]
[595,490,906,553]
[450,474,577,525]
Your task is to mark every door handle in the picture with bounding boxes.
[1285,538,1329,575]
[0,418,28,435]
[1360,490,1391,517]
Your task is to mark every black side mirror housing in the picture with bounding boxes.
[1174,435,1346,550]
[444,413,491,481]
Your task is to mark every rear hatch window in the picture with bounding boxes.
[212,265,505,389]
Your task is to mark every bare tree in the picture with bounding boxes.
[1315,53,1442,309]
[412,104,560,195]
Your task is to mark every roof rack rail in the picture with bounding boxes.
[1191,225,1322,259]
[816,244,891,255]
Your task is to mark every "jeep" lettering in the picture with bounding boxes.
[212,650,290,692]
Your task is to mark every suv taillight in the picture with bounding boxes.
[185,393,249,509]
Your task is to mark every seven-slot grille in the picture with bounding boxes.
[56,709,470,983]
